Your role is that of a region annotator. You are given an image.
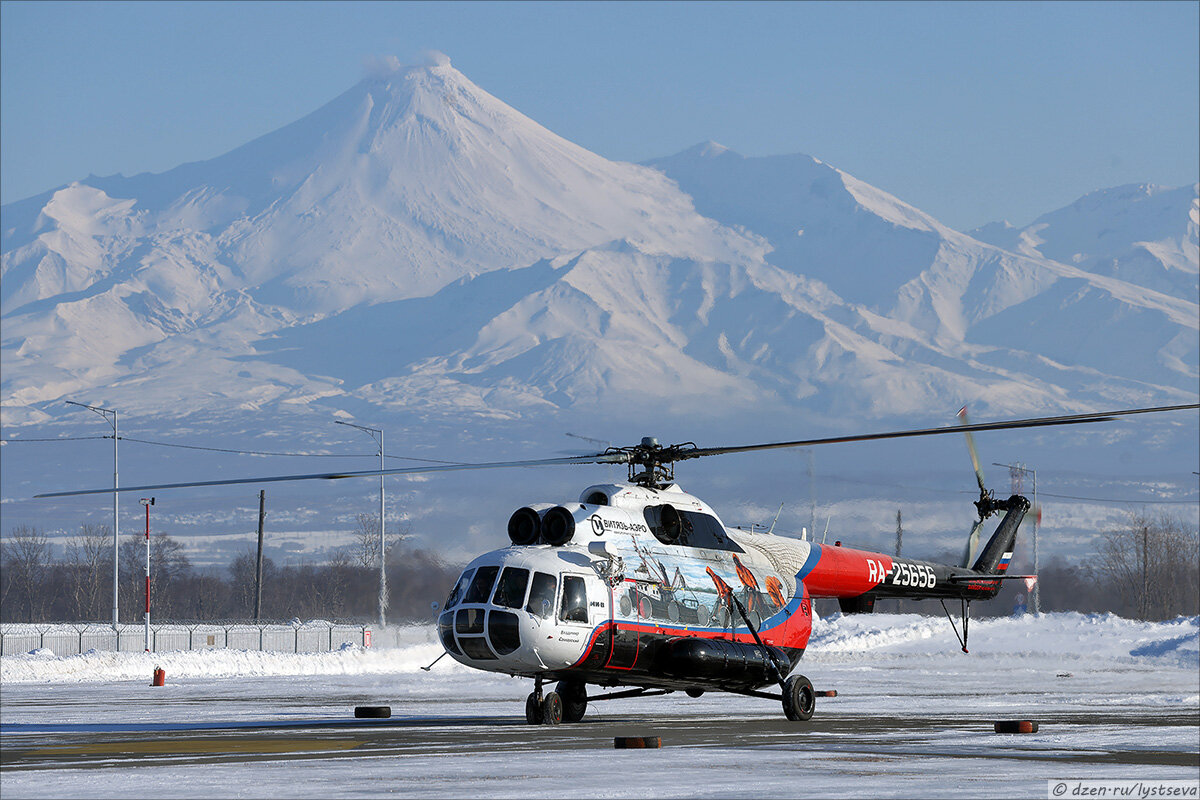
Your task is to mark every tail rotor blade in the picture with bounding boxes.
[957,406,986,493]
[962,518,984,568]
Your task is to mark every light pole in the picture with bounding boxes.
[140,497,155,652]
[994,461,1039,613]
[67,400,120,630]
[336,420,387,627]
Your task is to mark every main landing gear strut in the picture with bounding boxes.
[731,596,815,721]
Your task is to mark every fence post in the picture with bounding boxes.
[294,624,299,654]
[259,626,264,651]
[329,624,333,652]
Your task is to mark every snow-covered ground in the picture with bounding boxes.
[2,612,1197,799]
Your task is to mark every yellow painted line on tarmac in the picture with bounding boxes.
[31,737,365,756]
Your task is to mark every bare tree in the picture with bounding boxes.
[66,523,110,620]
[1,525,52,622]
[1097,511,1200,620]
[353,513,381,570]
[354,512,408,569]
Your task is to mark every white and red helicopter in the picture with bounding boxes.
[38,404,1198,724]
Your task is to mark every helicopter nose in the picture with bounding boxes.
[439,605,526,663]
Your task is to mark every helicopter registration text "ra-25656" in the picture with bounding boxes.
[877,560,936,589]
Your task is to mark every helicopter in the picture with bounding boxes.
[36,403,1198,724]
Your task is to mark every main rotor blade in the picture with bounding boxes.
[35,452,629,498]
[677,404,1199,461]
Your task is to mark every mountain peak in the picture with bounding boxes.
[675,141,737,160]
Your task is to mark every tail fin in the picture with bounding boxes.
[970,495,1031,574]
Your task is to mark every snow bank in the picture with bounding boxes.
[809,611,1200,667]
[3,613,1195,685]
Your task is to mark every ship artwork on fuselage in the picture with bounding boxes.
[34,403,1198,725]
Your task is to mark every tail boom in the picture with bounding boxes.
[801,495,1031,607]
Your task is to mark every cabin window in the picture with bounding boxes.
[491,567,530,609]
[445,568,474,609]
[559,575,588,623]
[526,572,557,619]
[642,506,744,552]
[463,565,500,604]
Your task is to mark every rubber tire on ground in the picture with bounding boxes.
[354,705,391,718]
[525,692,543,725]
[557,680,587,723]
[541,691,563,725]
[782,675,816,722]
[614,736,662,749]
[994,720,1038,734]
[685,688,704,698]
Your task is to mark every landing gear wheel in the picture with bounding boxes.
[525,691,543,725]
[541,691,563,726]
[783,674,815,722]
[557,680,587,723]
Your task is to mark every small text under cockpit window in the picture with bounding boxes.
[445,569,474,610]
[492,567,530,609]
[526,572,557,619]
[464,566,500,604]
[559,575,588,623]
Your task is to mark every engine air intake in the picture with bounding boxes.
[507,507,541,545]
[542,506,576,546]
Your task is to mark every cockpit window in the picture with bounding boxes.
[463,565,500,604]
[559,575,588,623]
[492,567,530,609]
[526,572,557,619]
[445,569,474,610]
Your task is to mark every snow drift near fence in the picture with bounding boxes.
[1,612,1195,685]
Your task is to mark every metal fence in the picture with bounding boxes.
[0,621,404,657]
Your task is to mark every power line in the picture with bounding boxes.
[119,436,375,458]
[4,433,461,465]
[1036,491,1198,505]
[1,436,112,442]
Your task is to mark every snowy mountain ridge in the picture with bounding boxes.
[2,56,1196,439]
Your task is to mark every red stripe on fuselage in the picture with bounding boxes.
[802,545,893,598]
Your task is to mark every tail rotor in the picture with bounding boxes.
[957,406,994,568]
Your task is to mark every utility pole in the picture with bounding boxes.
[67,401,120,630]
[994,461,1039,613]
[254,490,266,622]
[140,497,154,651]
[336,420,388,627]
[895,509,903,613]
[1140,520,1149,619]
[807,450,816,541]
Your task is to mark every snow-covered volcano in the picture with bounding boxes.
[3,56,1196,434]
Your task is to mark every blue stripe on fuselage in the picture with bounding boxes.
[796,545,822,581]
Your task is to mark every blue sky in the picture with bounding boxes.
[1,0,1196,230]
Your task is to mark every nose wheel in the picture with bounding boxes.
[525,678,564,725]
